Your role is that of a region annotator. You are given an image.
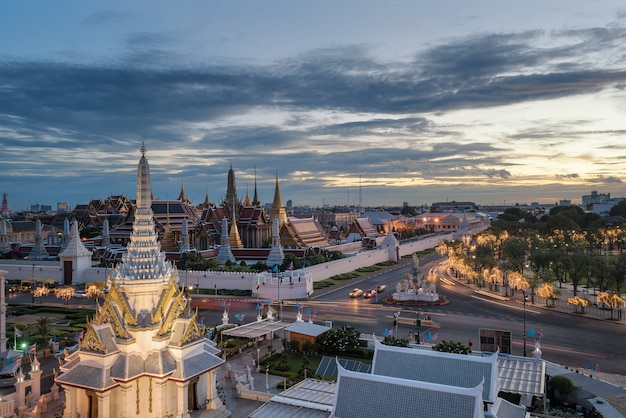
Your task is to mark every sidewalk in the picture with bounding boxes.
[194,338,287,418]
[448,268,626,325]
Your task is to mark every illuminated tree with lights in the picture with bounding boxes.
[567,296,589,313]
[597,291,626,320]
[55,286,75,304]
[536,282,558,307]
[86,285,102,299]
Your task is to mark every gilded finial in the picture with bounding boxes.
[140,142,146,156]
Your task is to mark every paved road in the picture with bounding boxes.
[191,255,626,375]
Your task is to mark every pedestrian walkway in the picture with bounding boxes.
[448,267,626,325]
[193,338,287,418]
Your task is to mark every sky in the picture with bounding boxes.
[2,1,626,212]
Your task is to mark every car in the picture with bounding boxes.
[376,284,387,293]
[363,289,377,298]
[74,290,87,298]
[349,288,363,298]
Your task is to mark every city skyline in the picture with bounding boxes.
[2,1,626,211]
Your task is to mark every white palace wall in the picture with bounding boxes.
[0,231,471,296]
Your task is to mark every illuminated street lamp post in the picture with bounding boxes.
[523,289,527,357]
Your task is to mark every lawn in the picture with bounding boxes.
[261,352,323,378]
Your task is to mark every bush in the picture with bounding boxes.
[382,336,409,347]
[548,375,574,394]
[432,340,471,354]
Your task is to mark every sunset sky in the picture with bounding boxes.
[2,1,626,212]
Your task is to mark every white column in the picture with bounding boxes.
[176,381,190,418]
[97,391,111,417]
[62,386,77,418]
[119,383,133,418]
[206,370,223,410]
[153,379,168,417]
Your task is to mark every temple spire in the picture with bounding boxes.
[201,188,211,208]
[178,174,190,204]
[243,183,252,206]
[269,170,287,228]
[228,195,243,248]
[225,163,237,206]
[136,142,151,210]
[252,166,259,206]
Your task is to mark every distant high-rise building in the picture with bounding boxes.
[582,190,611,210]
[286,199,293,211]
[0,192,10,218]
[57,202,68,212]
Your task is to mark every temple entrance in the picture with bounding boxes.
[86,390,98,418]
[63,260,72,285]
[188,377,200,410]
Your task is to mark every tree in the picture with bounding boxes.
[35,316,52,349]
[321,328,360,355]
[54,286,75,304]
[33,285,50,301]
[381,336,409,347]
[86,285,102,299]
[508,271,529,296]
[609,256,626,294]
[565,253,591,296]
[536,282,558,307]
[548,375,574,395]
[501,237,528,272]
[176,252,219,271]
[567,296,589,313]
[597,291,626,319]
[609,200,626,218]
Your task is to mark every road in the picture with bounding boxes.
[5,252,625,400]
[194,254,626,375]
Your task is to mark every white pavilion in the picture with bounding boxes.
[56,145,228,418]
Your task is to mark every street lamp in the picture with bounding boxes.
[256,348,260,372]
[523,289,527,357]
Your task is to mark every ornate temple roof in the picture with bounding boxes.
[56,144,224,393]
[58,220,91,258]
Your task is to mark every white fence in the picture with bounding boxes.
[0,231,471,293]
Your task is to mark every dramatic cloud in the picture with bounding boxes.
[1,2,626,210]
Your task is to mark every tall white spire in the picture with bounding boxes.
[266,217,284,266]
[112,145,175,311]
[136,142,151,210]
